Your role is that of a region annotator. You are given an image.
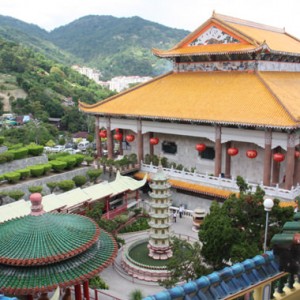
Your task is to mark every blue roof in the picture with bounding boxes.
[144,251,280,300]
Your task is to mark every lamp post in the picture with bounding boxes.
[263,198,274,253]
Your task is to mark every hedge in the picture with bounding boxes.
[8,190,25,201]
[18,168,31,179]
[29,165,45,177]
[28,186,43,193]
[0,136,4,145]
[73,154,85,166]
[39,163,52,174]
[87,169,102,183]
[58,180,75,192]
[27,145,44,156]
[4,172,21,183]
[9,148,28,159]
[84,156,94,165]
[0,175,4,181]
[50,160,67,172]
[72,175,87,187]
[47,152,69,161]
[0,151,14,164]
[57,156,77,170]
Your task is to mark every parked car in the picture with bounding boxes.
[63,148,81,154]
[77,141,91,151]
[50,145,65,153]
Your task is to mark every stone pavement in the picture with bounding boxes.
[98,215,198,300]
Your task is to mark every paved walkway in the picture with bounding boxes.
[98,215,198,300]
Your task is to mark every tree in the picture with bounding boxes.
[199,182,294,270]
[159,237,210,288]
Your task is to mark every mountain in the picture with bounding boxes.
[0,15,189,79]
[0,16,79,65]
[49,15,189,79]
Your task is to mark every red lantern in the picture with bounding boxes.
[150,137,159,145]
[196,143,206,152]
[295,151,300,158]
[273,153,285,162]
[227,147,239,156]
[125,134,135,143]
[99,130,107,138]
[114,133,123,141]
[246,150,257,159]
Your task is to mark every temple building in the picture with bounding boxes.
[79,12,300,200]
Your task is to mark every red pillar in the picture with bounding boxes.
[294,152,300,185]
[136,190,139,201]
[214,126,222,177]
[285,133,295,190]
[149,132,154,156]
[224,141,231,178]
[106,118,113,159]
[137,119,144,164]
[263,129,272,186]
[272,149,280,185]
[118,129,123,156]
[83,281,90,300]
[95,116,101,158]
[74,284,82,300]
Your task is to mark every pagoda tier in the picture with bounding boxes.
[147,165,172,260]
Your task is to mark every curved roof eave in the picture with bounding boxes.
[83,112,299,131]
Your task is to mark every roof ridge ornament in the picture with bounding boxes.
[29,193,45,216]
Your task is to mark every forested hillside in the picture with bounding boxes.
[0,38,115,132]
[0,15,189,79]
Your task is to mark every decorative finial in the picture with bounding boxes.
[30,193,45,216]
[212,10,216,17]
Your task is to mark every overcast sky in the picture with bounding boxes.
[1,0,300,37]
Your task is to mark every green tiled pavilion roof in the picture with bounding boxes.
[0,230,118,295]
[0,214,100,266]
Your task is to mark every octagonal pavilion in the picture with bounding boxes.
[0,193,117,299]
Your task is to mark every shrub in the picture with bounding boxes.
[39,163,52,174]
[72,175,87,187]
[87,169,102,183]
[129,153,138,164]
[27,145,44,156]
[84,156,94,166]
[89,275,109,290]
[8,190,24,201]
[47,181,58,193]
[0,136,4,145]
[47,152,69,161]
[9,147,28,159]
[114,214,129,225]
[57,156,77,170]
[18,168,31,179]
[3,172,21,183]
[0,175,4,181]
[73,154,85,166]
[58,180,75,192]
[28,186,43,193]
[50,160,67,172]
[29,165,45,177]
[0,151,14,163]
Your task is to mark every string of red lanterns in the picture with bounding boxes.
[273,153,285,162]
[150,137,159,145]
[195,143,206,152]
[99,130,107,138]
[246,150,257,159]
[125,134,135,143]
[227,147,239,156]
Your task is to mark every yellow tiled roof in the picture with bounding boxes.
[152,44,257,57]
[79,71,297,128]
[154,13,300,57]
[259,72,300,121]
[133,172,234,199]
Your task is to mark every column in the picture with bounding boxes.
[263,129,272,186]
[214,125,222,177]
[106,118,113,159]
[294,147,300,185]
[118,129,123,155]
[149,132,154,156]
[285,133,295,190]
[83,281,90,300]
[74,284,82,300]
[272,148,280,185]
[224,141,231,178]
[95,116,101,158]
[137,119,144,164]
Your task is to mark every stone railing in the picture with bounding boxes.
[141,162,300,201]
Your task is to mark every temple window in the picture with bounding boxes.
[162,141,177,154]
[200,146,215,160]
